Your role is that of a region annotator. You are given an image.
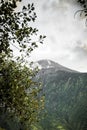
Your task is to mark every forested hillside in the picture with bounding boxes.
[36,60,87,130]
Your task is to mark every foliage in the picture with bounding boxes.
[0,58,44,130]
[77,0,87,8]
[0,128,5,130]
[0,0,45,129]
[0,0,46,58]
[76,0,87,25]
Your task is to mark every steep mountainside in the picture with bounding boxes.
[36,60,87,130]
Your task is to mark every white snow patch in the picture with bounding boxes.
[47,60,51,65]
[32,62,42,69]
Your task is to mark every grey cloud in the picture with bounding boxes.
[21,0,87,72]
[68,41,87,60]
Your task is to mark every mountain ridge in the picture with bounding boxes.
[34,59,79,73]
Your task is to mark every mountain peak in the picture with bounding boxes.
[34,59,77,72]
[37,59,58,69]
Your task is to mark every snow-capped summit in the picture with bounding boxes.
[34,59,77,72]
[37,59,61,69]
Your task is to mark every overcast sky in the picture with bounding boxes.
[17,0,87,72]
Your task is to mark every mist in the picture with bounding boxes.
[17,0,87,72]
